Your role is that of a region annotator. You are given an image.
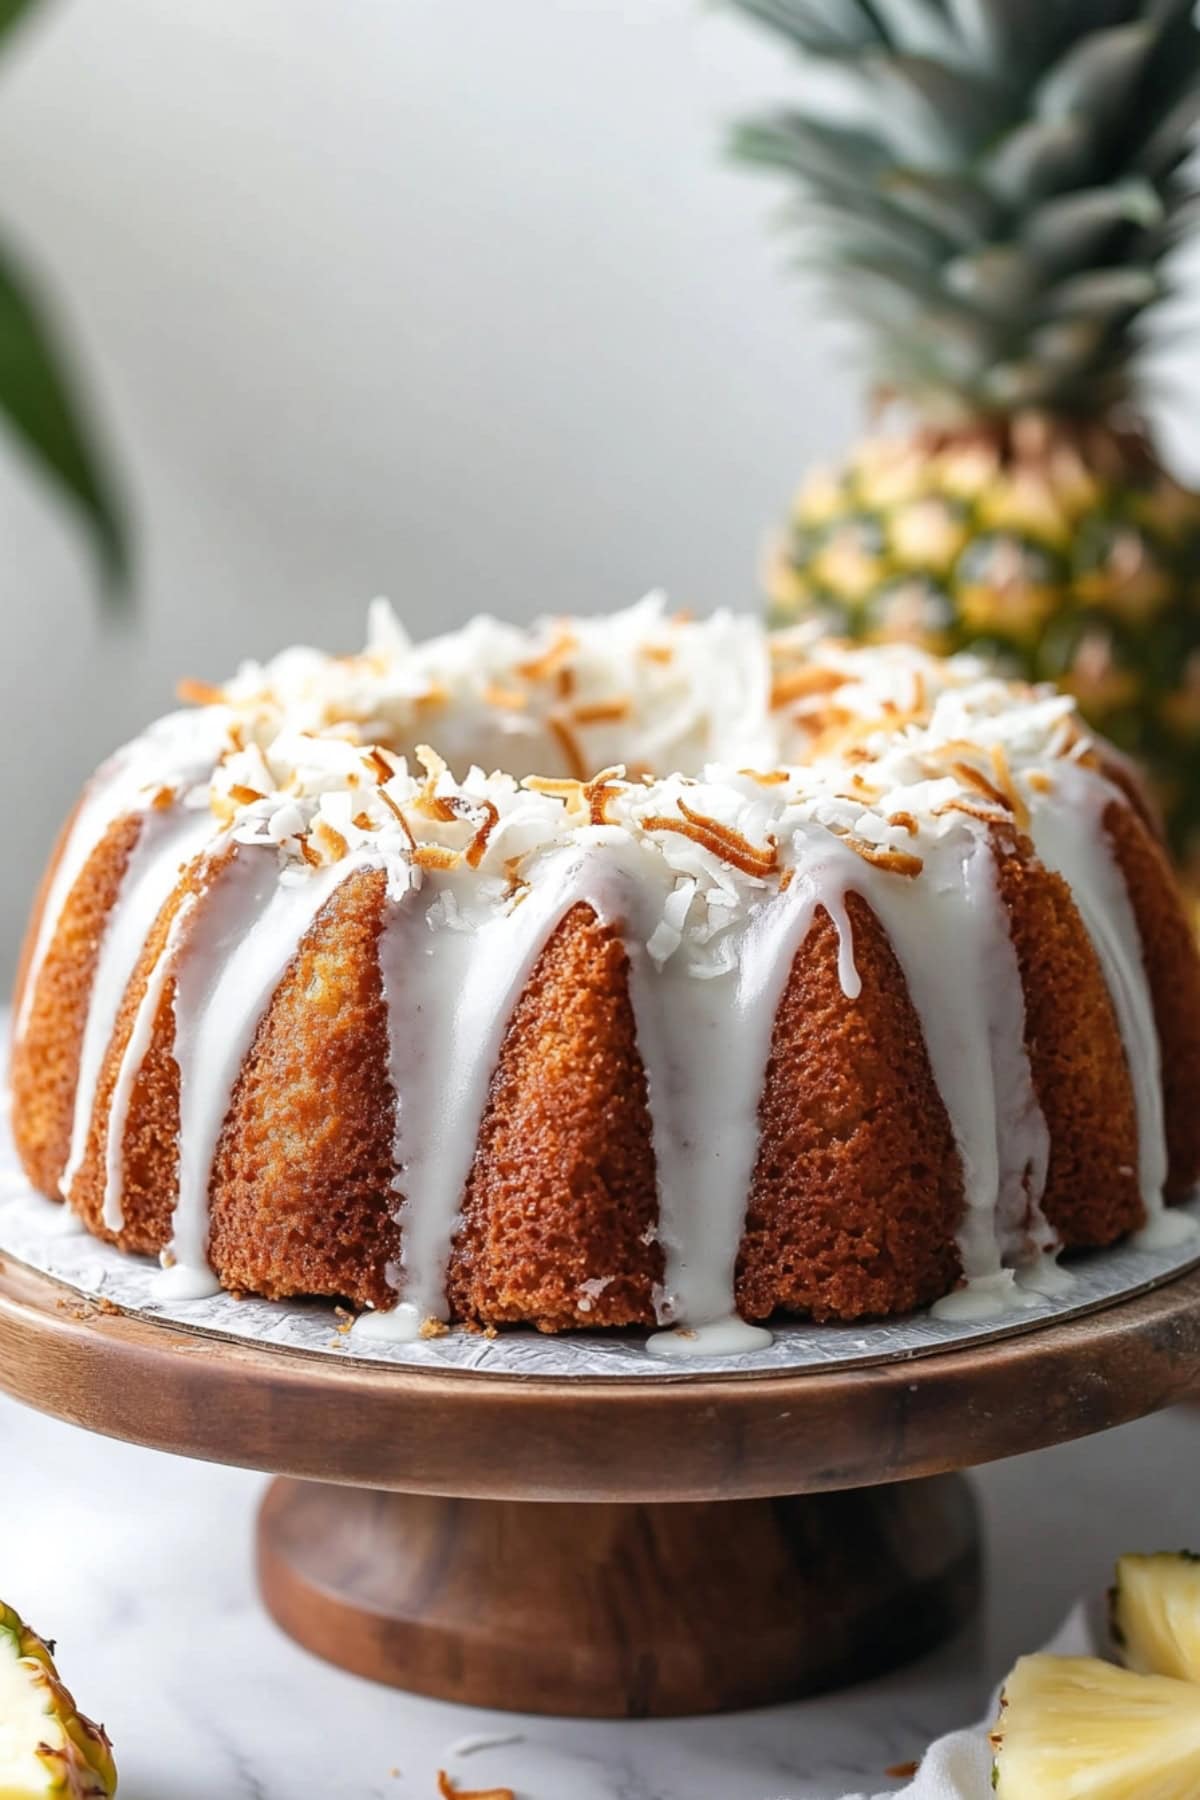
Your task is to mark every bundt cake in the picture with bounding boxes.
[9,597,1200,1351]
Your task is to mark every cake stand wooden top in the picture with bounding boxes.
[1,1253,1198,1502]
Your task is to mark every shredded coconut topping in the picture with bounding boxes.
[139,595,1101,976]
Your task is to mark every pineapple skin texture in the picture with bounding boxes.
[769,420,1200,872]
[0,1604,116,1799]
[1111,1552,1200,1685]
[991,1653,1200,1799]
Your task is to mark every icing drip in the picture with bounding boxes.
[60,807,216,1201]
[1029,764,1172,1228]
[374,851,599,1338]
[104,895,198,1234]
[26,601,1187,1347]
[15,711,227,1043]
[162,846,356,1295]
[624,845,861,1334]
[840,825,1052,1283]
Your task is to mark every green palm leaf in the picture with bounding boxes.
[0,240,128,592]
[0,0,130,600]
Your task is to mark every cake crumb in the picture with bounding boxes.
[885,1760,920,1780]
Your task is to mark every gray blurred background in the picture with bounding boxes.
[2,0,1199,985]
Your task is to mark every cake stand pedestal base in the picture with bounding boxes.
[256,1473,981,1717]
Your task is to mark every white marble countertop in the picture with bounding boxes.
[1,1393,1197,1799]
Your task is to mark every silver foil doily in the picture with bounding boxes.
[3,1105,1199,1380]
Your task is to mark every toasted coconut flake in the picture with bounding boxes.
[298,834,321,868]
[522,774,586,802]
[547,709,587,781]
[229,783,267,806]
[177,676,225,706]
[844,838,924,877]
[769,666,849,708]
[311,818,349,864]
[989,743,1030,831]
[584,765,626,825]
[352,809,374,830]
[437,1772,515,1800]
[932,795,1008,826]
[361,748,418,846]
[639,643,674,664]
[481,681,528,711]
[515,629,578,683]
[950,759,1012,812]
[413,845,462,871]
[1026,769,1053,794]
[414,682,448,713]
[572,696,632,726]
[462,799,500,868]
[738,767,789,786]
[415,743,448,782]
[641,801,778,879]
[362,747,398,785]
[151,784,177,811]
[887,810,919,836]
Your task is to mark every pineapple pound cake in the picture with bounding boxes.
[9,597,1200,1348]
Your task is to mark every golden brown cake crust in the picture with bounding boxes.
[207,866,400,1310]
[445,903,664,1332]
[9,812,141,1200]
[990,825,1143,1249]
[68,848,218,1255]
[735,893,964,1323]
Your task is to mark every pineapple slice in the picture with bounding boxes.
[1111,1552,1200,1684]
[991,1654,1200,1799]
[0,1603,116,1798]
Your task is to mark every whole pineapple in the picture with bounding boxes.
[729,0,1200,871]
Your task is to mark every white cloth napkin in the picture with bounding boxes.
[843,1606,1093,1800]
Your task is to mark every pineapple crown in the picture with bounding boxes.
[728,0,1200,422]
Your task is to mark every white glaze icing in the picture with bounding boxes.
[14,710,228,1042]
[646,1317,773,1359]
[164,845,356,1294]
[1029,761,1172,1226]
[17,600,1187,1348]
[378,849,602,1329]
[60,807,216,1200]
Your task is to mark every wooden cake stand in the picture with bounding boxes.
[1,1254,1199,1718]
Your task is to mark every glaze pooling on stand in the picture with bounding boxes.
[9,597,1189,1344]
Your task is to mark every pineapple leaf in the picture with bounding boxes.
[1041,265,1161,319]
[730,114,891,188]
[945,245,1042,312]
[721,0,884,55]
[982,116,1095,205]
[854,52,1010,164]
[728,0,1200,415]
[1024,180,1164,266]
[864,0,965,63]
[1036,24,1156,131]
[881,169,1000,247]
[0,238,128,592]
[941,0,1058,68]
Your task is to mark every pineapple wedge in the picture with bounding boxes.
[991,1654,1200,1799]
[0,1603,116,1798]
[1111,1552,1200,1684]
